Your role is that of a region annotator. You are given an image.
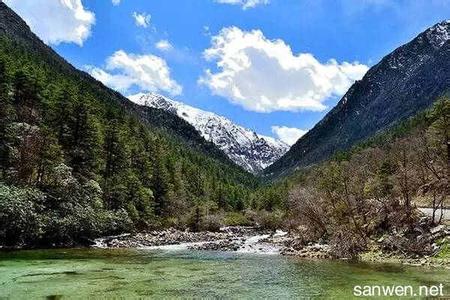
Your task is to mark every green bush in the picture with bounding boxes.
[0,184,45,246]
[224,212,252,226]
[42,205,133,246]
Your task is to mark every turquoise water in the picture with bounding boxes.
[0,248,448,299]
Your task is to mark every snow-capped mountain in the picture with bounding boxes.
[129,93,289,173]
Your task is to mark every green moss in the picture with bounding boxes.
[436,238,450,259]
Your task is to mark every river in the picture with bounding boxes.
[418,207,450,222]
[0,247,449,299]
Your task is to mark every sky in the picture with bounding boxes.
[4,0,450,145]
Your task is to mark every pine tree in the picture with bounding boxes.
[151,142,171,217]
[0,59,14,177]
[102,119,128,209]
[13,70,40,125]
[103,119,127,180]
[68,98,100,177]
[51,88,73,146]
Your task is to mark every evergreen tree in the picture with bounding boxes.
[0,59,14,177]
[151,142,171,217]
[13,70,40,125]
[51,88,73,146]
[103,119,127,180]
[68,98,100,177]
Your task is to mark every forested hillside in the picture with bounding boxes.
[0,3,259,247]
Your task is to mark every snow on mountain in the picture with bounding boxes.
[129,93,289,173]
[425,20,450,49]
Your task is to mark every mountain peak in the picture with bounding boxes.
[425,20,450,49]
[129,93,289,173]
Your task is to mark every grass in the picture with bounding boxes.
[436,238,450,259]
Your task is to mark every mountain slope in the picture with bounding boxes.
[129,93,289,173]
[265,20,450,178]
[0,2,259,246]
[0,2,238,168]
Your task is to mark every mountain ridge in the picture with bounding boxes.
[129,93,289,173]
[264,20,450,179]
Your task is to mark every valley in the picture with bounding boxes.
[0,1,449,298]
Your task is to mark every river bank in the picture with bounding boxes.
[93,226,285,254]
[92,225,450,269]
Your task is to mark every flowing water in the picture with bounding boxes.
[0,248,449,299]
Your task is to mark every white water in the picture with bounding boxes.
[237,234,271,253]
[93,230,289,255]
[236,230,287,254]
[141,241,208,251]
[419,207,450,222]
[92,234,131,249]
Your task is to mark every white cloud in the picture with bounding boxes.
[4,0,95,46]
[199,27,368,113]
[112,0,121,6]
[155,40,173,51]
[272,126,307,146]
[214,0,269,10]
[87,50,182,96]
[133,12,151,28]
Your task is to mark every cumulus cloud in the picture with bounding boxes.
[133,12,151,28]
[272,126,307,145]
[214,0,269,10]
[87,50,182,96]
[112,0,121,6]
[155,40,173,51]
[199,27,368,113]
[4,0,95,46]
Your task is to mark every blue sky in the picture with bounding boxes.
[5,0,450,144]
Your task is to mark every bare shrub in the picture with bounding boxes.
[287,186,328,238]
[254,209,284,231]
[329,227,367,259]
